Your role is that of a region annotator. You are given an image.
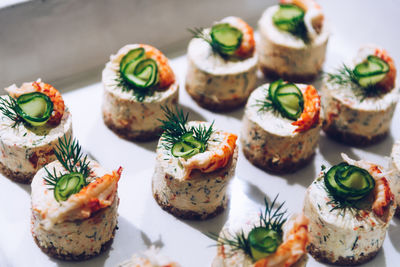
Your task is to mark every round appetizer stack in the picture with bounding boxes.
[211,197,309,267]
[118,247,181,267]
[152,107,238,220]
[304,154,395,265]
[31,137,123,260]
[241,80,320,173]
[322,45,398,146]
[102,44,178,141]
[258,0,329,81]
[389,141,400,216]
[186,16,258,111]
[0,80,72,183]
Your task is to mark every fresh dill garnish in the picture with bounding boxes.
[207,195,287,260]
[115,71,154,102]
[326,64,381,100]
[44,136,91,193]
[158,105,214,151]
[0,96,23,128]
[189,27,217,51]
[188,25,242,59]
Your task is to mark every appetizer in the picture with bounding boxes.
[31,137,123,260]
[389,141,400,216]
[211,196,309,267]
[0,80,72,183]
[102,44,178,141]
[118,246,181,267]
[304,154,395,265]
[241,80,320,173]
[186,16,258,111]
[323,45,398,146]
[258,0,329,81]
[152,107,238,220]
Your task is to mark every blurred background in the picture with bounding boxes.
[0,0,398,89]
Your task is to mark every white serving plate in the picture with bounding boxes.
[0,1,399,266]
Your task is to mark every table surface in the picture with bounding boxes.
[1,1,400,266]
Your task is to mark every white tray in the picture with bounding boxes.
[1,1,400,266]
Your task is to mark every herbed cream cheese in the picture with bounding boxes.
[186,34,257,106]
[187,37,258,76]
[0,102,72,174]
[257,5,329,77]
[31,160,118,257]
[321,78,398,137]
[241,84,320,167]
[304,174,392,262]
[389,141,400,212]
[153,121,238,214]
[102,44,179,135]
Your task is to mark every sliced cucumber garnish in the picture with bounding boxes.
[324,162,375,201]
[171,133,206,159]
[273,4,305,33]
[268,79,283,100]
[171,142,199,159]
[122,58,159,89]
[120,47,145,72]
[210,23,243,56]
[274,83,304,120]
[353,55,389,88]
[54,172,86,202]
[15,92,53,126]
[248,227,281,261]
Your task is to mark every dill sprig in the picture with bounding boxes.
[43,136,91,189]
[326,64,381,100]
[259,195,287,235]
[188,27,221,55]
[208,195,287,259]
[254,86,280,116]
[115,71,154,102]
[159,106,214,150]
[0,96,23,128]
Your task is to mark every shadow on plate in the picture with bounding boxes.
[280,159,316,188]
[319,133,358,165]
[52,216,148,267]
[361,132,394,157]
[183,202,230,239]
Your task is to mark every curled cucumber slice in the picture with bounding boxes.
[210,23,243,56]
[171,133,206,159]
[273,4,305,33]
[248,227,281,261]
[120,47,145,72]
[54,172,86,202]
[16,92,53,126]
[324,162,375,201]
[122,58,159,89]
[353,55,390,88]
[274,83,304,120]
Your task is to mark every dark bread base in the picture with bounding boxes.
[33,227,116,261]
[0,160,34,184]
[322,122,388,147]
[185,83,247,112]
[307,242,379,266]
[242,146,315,174]
[260,65,318,83]
[103,113,162,142]
[153,192,226,220]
